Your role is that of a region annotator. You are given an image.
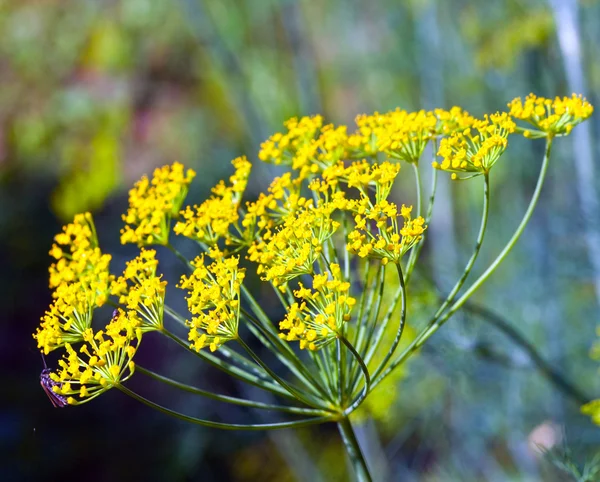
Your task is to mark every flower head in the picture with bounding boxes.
[348,110,437,163]
[48,309,141,405]
[48,212,112,298]
[178,255,245,352]
[347,201,426,265]
[434,112,516,178]
[248,202,340,290]
[508,93,593,136]
[174,157,251,248]
[279,264,356,350]
[35,213,113,354]
[111,249,166,332]
[121,162,195,246]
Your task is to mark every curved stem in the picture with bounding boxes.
[339,335,371,413]
[404,163,423,281]
[136,365,330,415]
[160,328,293,399]
[237,337,329,409]
[370,263,407,382]
[242,309,333,402]
[337,416,373,482]
[166,243,194,271]
[118,384,332,430]
[373,137,553,389]
[164,305,266,379]
[425,172,490,328]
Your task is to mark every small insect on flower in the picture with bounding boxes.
[40,355,67,408]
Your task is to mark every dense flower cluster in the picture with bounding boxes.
[121,162,196,246]
[48,310,141,405]
[434,112,516,179]
[111,249,166,332]
[508,93,593,136]
[174,157,251,248]
[248,201,341,291]
[279,264,356,350]
[348,109,437,163]
[179,255,245,352]
[34,213,112,354]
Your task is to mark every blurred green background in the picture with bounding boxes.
[2,0,600,480]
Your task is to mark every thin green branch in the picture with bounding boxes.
[136,365,330,415]
[118,384,332,430]
[237,337,330,410]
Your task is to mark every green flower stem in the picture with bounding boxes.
[337,416,373,482]
[363,286,403,365]
[237,337,330,410]
[241,309,333,402]
[241,284,284,338]
[372,137,553,389]
[160,327,294,400]
[339,335,370,412]
[422,172,490,330]
[118,384,332,430]
[309,349,336,400]
[239,292,332,400]
[163,304,265,379]
[348,265,382,390]
[404,162,424,282]
[405,151,438,285]
[336,339,344,405]
[351,260,374,347]
[136,365,329,416]
[370,263,407,382]
[166,242,194,271]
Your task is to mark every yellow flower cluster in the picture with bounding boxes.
[259,115,323,166]
[348,110,437,163]
[434,112,516,178]
[48,309,141,405]
[259,116,351,180]
[110,249,167,332]
[508,93,594,136]
[121,162,196,246]
[248,201,341,291]
[48,212,112,292]
[347,202,426,265]
[279,264,356,350]
[434,107,477,135]
[174,157,251,248]
[34,213,112,354]
[179,255,245,352]
[329,160,401,203]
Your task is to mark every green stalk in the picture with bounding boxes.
[422,172,490,329]
[337,416,373,482]
[166,242,194,271]
[237,337,329,409]
[339,335,370,412]
[404,161,424,282]
[160,328,293,399]
[163,305,266,378]
[370,263,407,381]
[372,137,553,389]
[136,365,330,415]
[118,384,332,430]
[242,309,333,402]
[405,144,438,285]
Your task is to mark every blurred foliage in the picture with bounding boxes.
[3,0,600,481]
